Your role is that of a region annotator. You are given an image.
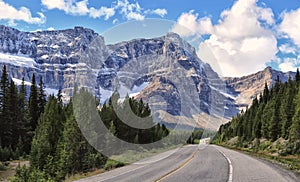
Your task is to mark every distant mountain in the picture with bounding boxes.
[225,66,296,111]
[0,25,237,129]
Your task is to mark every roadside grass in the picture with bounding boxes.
[109,144,181,164]
[65,169,106,182]
[0,160,29,181]
[65,144,182,181]
[217,144,300,175]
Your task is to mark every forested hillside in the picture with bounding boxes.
[0,65,169,181]
[213,69,300,156]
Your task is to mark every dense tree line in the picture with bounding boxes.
[100,91,169,146]
[12,89,169,181]
[0,65,170,181]
[0,65,46,161]
[213,69,300,155]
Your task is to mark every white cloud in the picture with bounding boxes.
[41,0,89,15]
[172,0,278,77]
[47,27,55,31]
[278,58,299,72]
[148,8,167,17]
[126,11,144,20]
[69,0,89,15]
[115,0,144,21]
[41,0,65,10]
[279,43,297,55]
[90,7,115,20]
[41,0,166,21]
[0,0,46,25]
[172,10,213,37]
[279,8,300,48]
[112,18,118,24]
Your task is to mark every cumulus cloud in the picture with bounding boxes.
[279,58,300,72]
[41,0,167,22]
[146,8,167,17]
[115,0,145,20]
[172,0,278,77]
[279,43,297,55]
[279,8,300,48]
[0,0,46,25]
[172,10,213,37]
[89,7,115,20]
[41,0,89,15]
[126,12,144,20]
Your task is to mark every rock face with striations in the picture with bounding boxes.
[0,25,108,95]
[0,25,238,128]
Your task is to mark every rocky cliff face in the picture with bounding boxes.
[0,25,107,95]
[225,66,296,111]
[98,33,235,117]
[0,25,238,128]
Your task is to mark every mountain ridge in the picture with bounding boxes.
[0,24,296,129]
[225,66,296,111]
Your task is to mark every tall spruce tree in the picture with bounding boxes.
[296,68,300,82]
[0,65,9,147]
[7,80,18,148]
[30,95,65,170]
[28,74,39,131]
[37,76,46,116]
[290,89,300,153]
[18,77,30,153]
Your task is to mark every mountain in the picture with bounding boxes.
[1,25,297,129]
[225,66,296,111]
[0,25,237,129]
[0,25,107,99]
[213,68,300,160]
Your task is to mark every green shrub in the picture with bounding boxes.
[0,161,8,170]
[9,165,55,182]
[104,159,124,170]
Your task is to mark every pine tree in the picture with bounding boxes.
[7,80,18,148]
[28,74,39,131]
[295,68,300,82]
[0,65,9,147]
[37,76,46,116]
[17,78,30,153]
[57,89,62,103]
[290,89,300,153]
[269,96,280,141]
[281,78,296,139]
[263,82,269,103]
[56,101,87,179]
[105,121,117,153]
[30,95,65,170]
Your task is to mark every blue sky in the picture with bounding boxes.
[0,0,300,76]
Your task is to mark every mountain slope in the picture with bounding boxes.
[225,66,296,111]
[0,25,236,129]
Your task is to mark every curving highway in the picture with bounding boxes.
[76,145,299,182]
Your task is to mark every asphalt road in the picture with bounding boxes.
[76,145,199,182]
[76,145,299,182]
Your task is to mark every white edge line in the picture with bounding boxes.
[97,165,147,182]
[215,146,233,182]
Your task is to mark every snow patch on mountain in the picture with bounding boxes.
[45,88,59,96]
[210,85,236,100]
[0,53,36,68]
[12,78,32,86]
[99,87,113,104]
[129,82,149,97]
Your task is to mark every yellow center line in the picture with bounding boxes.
[155,147,200,182]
